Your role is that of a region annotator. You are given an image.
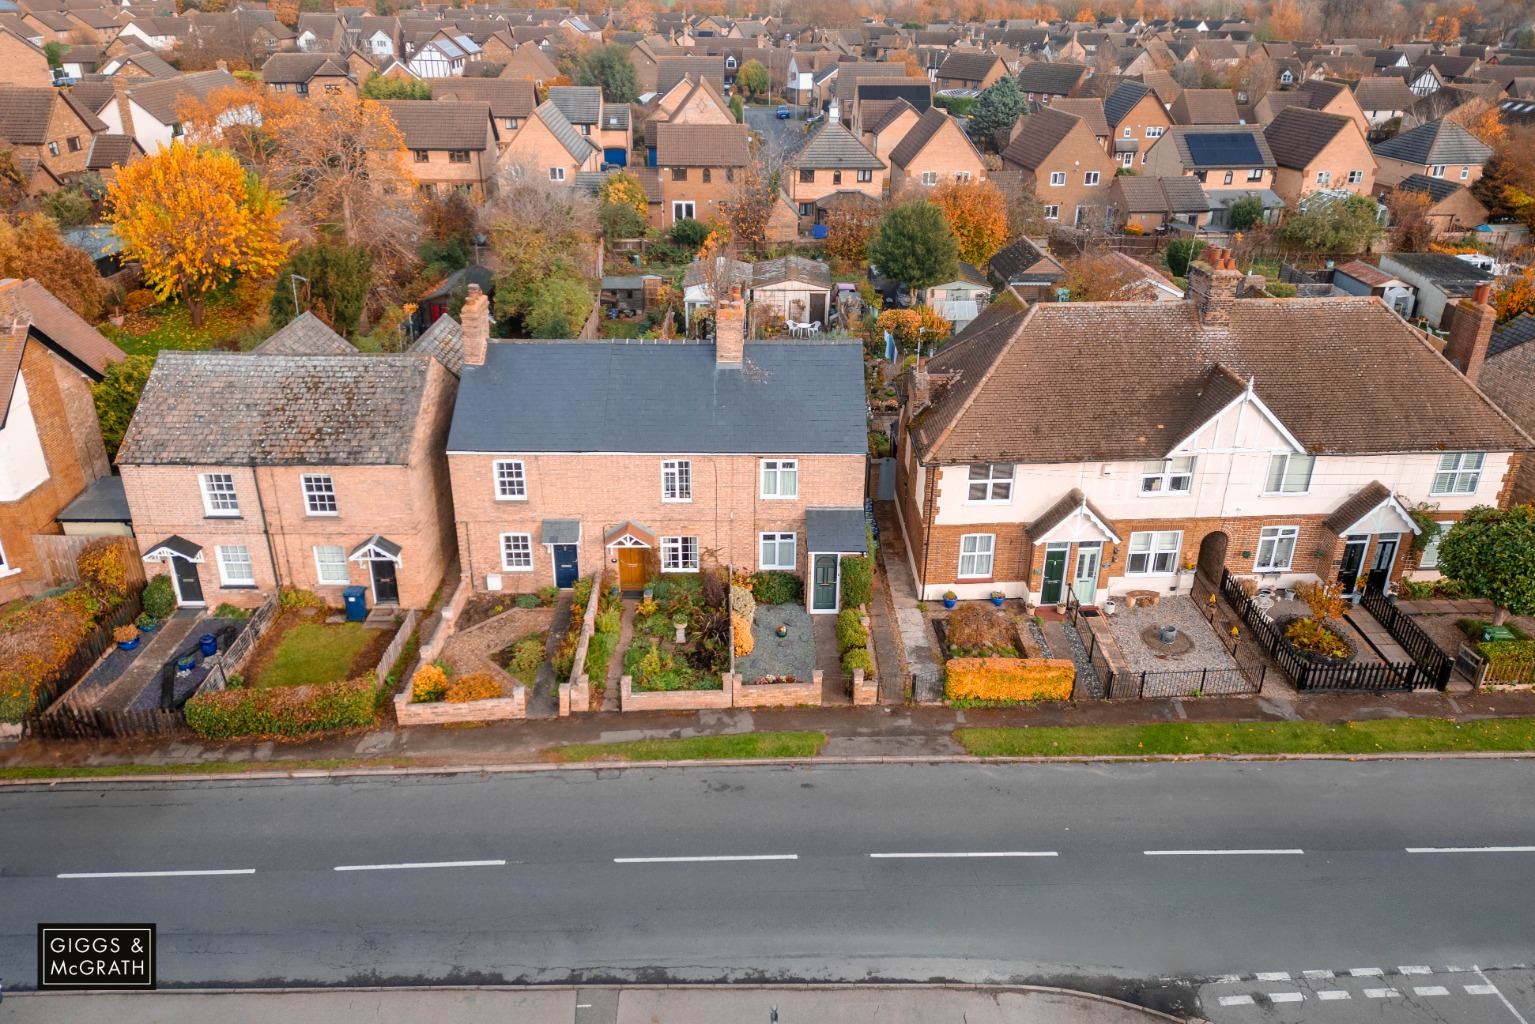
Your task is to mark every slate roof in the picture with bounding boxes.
[805,507,867,553]
[55,475,130,524]
[1394,172,1465,204]
[790,122,883,170]
[447,340,866,455]
[1352,76,1415,112]
[431,77,536,119]
[1381,252,1494,291]
[752,255,832,289]
[1170,87,1240,124]
[987,237,1064,284]
[655,121,749,166]
[1103,79,1151,127]
[110,49,176,78]
[546,84,601,124]
[117,351,436,466]
[1263,106,1354,168]
[66,80,115,117]
[907,297,1531,464]
[1372,118,1491,166]
[1489,311,1535,358]
[530,99,597,163]
[409,312,464,376]
[1000,105,1084,170]
[1015,60,1089,95]
[261,50,348,84]
[887,105,958,168]
[251,312,356,356]
[380,99,491,151]
[0,277,124,426]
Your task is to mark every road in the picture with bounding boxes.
[2,760,1534,1022]
[744,102,811,160]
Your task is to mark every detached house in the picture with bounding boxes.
[1102,80,1171,168]
[445,286,869,614]
[887,106,985,192]
[261,51,355,99]
[380,99,499,199]
[117,314,462,611]
[1262,106,1376,206]
[1371,118,1491,187]
[893,253,1531,607]
[498,99,601,186]
[0,86,105,192]
[934,51,1005,91]
[654,121,750,228]
[787,122,886,229]
[1001,106,1115,228]
[1016,61,1090,105]
[0,279,125,603]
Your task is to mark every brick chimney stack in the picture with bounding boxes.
[1444,281,1497,384]
[461,284,490,367]
[715,284,745,367]
[1187,245,1243,328]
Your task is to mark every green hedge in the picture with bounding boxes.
[184,677,376,738]
[840,555,873,609]
[933,94,977,117]
[836,606,868,652]
[842,647,873,675]
[751,571,803,606]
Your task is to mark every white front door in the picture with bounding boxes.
[1073,544,1101,606]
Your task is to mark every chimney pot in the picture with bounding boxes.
[1474,281,1492,306]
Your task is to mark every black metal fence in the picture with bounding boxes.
[1221,570,1444,692]
[1360,592,1454,688]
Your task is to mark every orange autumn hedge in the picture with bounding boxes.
[944,658,1074,701]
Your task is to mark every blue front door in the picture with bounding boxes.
[604,147,628,167]
[553,545,579,588]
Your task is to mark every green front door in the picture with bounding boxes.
[1040,546,1068,605]
[812,554,838,612]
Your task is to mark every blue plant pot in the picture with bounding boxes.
[138,620,157,633]
[116,638,139,652]
[198,633,218,657]
[942,597,957,609]
[990,596,1005,607]
[177,655,196,673]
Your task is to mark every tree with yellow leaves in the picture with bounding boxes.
[106,146,288,327]
[1447,97,1507,148]
[1073,6,1096,20]
[598,169,649,216]
[1494,268,1535,322]
[930,178,1009,266]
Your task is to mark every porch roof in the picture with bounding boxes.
[604,520,657,547]
[541,518,581,545]
[142,535,202,562]
[1321,481,1420,537]
[349,534,403,563]
[805,507,867,554]
[1028,488,1121,545]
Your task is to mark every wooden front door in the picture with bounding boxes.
[1072,544,1100,606]
[617,548,646,592]
[1040,545,1068,605]
[371,560,399,604]
[172,556,203,606]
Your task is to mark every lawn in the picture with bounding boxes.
[550,731,828,762]
[954,718,1535,758]
[251,622,373,690]
[108,296,257,357]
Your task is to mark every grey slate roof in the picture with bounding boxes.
[55,475,130,524]
[251,312,355,356]
[751,255,832,289]
[1489,312,1535,358]
[534,99,598,162]
[987,237,1064,284]
[410,313,464,376]
[117,352,434,467]
[1372,118,1491,166]
[380,99,493,151]
[540,518,580,544]
[790,122,884,170]
[447,340,866,455]
[805,507,867,553]
[1395,172,1464,204]
[547,84,601,125]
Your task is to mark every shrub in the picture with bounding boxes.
[733,612,754,657]
[1265,282,1298,298]
[596,607,621,635]
[584,628,617,680]
[124,288,156,313]
[669,217,710,248]
[211,602,249,619]
[751,570,803,606]
[142,574,176,619]
[730,584,756,622]
[836,607,868,653]
[945,604,1015,654]
[537,585,559,606]
[1293,581,1346,622]
[112,624,139,644]
[842,647,874,675]
[1478,639,1535,668]
[944,657,1073,701]
[279,587,327,611]
[514,593,541,609]
[1164,239,1207,277]
[1284,617,1353,660]
[184,677,375,738]
[77,540,128,598]
[839,556,873,609]
[410,663,449,703]
[508,631,546,683]
[445,672,502,703]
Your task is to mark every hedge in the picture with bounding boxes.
[184,677,377,738]
[944,657,1074,702]
[842,647,873,675]
[839,556,873,608]
[751,570,803,606]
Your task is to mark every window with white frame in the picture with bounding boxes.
[500,532,533,571]
[1316,170,1331,185]
[1254,526,1298,571]
[302,474,337,515]
[1083,171,1100,185]
[0,536,9,573]
[760,458,798,498]
[1432,451,1484,494]
[857,168,873,182]
[1049,171,1066,186]
[1417,521,1454,569]
[1043,204,1059,220]
[494,459,527,500]
[1140,457,1194,494]
[661,459,691,501]
[216,544,255,586]
[1247,167,1263,181]
[1348,169,1363,183]
[1264,453,1315,494]
[957,533,995,577]
[1123,126,1132,137]
[313,545,348,585]
[1127,530,1181,575]
[920,170,938,185]
[1145,125,1163,137]
[760,531,795,570]
[661,535,699,572]
[1223,170,1233,185]
[1122,152,1133,167]
[549,166,565,181]
[200,473,239,516]
[672,200,695,220]
[1430,164,1446,177]
[1459,166,1469,179]
[966,463,1013,502]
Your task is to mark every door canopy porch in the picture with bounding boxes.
[1321,481,1421,538]
[141,535,203,563]
[541,518,581,545]
[350,534,403,564]
[1028,488,1121,546]
[805,507,867,555]
[604,520,656,548]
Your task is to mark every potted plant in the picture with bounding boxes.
[942,590,957,609]
[776,623,789,637]
[135,613,158,633]
[113,624,140,651]
[176,652,197,673]
[990,590,1005,607]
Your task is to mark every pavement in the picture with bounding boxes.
[1197,965,1535,1024]
[0,985,1185,1023]
[3,759,1534,1008]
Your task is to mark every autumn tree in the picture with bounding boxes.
[721,161,779,253]
[868,199,959,290]
[1446,97,1507,148]
[1494,269,1535,322]
[360,72,432,99]
[930,178,1008,266]
[419,190,478,272]
[598,169,649,215]
[737,59,770,100]
[175,82,270,165]
[487,162,599,331]
[1277,194,1382,258]
[822,197,884,265]
[91,354,154,463]
[106,146,288,327]
[1061,250,1142,300]
[0,214,106,321]
[1385,188,1435,252]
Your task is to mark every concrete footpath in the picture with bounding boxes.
[0,986,1193,1024]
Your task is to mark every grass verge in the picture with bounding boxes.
[955,718,1535,758]
[550,731,828,762]
[0,758,412,780]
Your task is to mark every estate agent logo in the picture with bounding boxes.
[37,924,156,990]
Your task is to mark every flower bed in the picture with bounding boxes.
[184,675,377,738]
[623,571,729,691]
[396,659,527,725]
[1275,615,1356,665]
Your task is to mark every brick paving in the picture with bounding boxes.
[813,613,849,705]
[868,557,906,704]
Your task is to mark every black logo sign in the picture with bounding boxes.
[37,924,156,990]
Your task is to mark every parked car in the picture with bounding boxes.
[776,104,791,119]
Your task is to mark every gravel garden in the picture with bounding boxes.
[622,571,730,692]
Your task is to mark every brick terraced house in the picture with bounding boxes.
[116,314,462,611]
[893,252,1532,606]
[446,286,869,614]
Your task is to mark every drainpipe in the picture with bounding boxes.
[249,464,283,594]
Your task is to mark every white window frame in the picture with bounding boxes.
[1247,167,1263,181]
[955,170,971,182]
[1459,166,1470,180]
[1122,152,1133,167]
[661,458,692,502]
[1140,456,1194,494]
[759,531,796,570]
[1263,452,1315,495]
[760,458,798,499]
[0,535,10,576]
[500,532,533,571]
[857,168,873,182]
[1043,204,1060,220]
[302,474,337,516]
[672,200,695,221]
[216,544,255,587]
[957,533,995,578]
[549,166,565,181]
[966,463,1013,503]
[1083,171,1100,185]
[1123,126,1131,137]
[1316,170,1331,185]
[1126,530,1182,576]
[494,459,527,500]
[1049,170,1066,186]
[661,535,699,573]
[1430,164,1446,177]
[1417,520,1454,569]
[920,170,938,185]
[1347,169,1363,184]
[200,472,239,517]
[1145,125,1163,138]
[1254,526,1298,572]
[313,544,349,585]
[1432,451,1484,495]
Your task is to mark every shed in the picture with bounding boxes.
[749,256,834,326]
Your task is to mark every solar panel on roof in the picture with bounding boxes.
[1184,132,1263,166]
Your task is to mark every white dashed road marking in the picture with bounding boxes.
[334,860,506,872]
[1349,967,1385,977]
[1400,965,1433,974]
[1466,985,1501,995]
[1302,970,1335,980]
[1269,992,1304,1003]
[1218,995,1255,1007]
[1475,965,1532,1024]
[1316,991,1352,1001]
[1406,846,1535,853]
[1413,986,1451,996]
[1144,849,1304,856]
[1256,972,1291,981]
[58,868,256,878]
[613,854,798,863]
[867,851,1058,858]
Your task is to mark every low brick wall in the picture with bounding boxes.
[734,670,822,708]
[619,674,731,712]
[393,683,527,725]
[417,576,471,665]
[851,668,877,704]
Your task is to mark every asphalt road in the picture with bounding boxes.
[744,102,812,159]
[2,760,1534,1021]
